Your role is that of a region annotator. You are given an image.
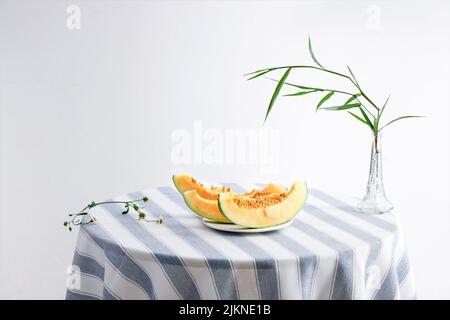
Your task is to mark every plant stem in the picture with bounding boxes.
[63,197,158,231]
[358,91,380,112]
[92,199,143,206]
[374,131,380,153]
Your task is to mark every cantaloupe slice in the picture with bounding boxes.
[173,175,287,223]
[218,181,308,228]
[182,183,287,223]
[183,190,230,223]
[172,174,286,201]
[183,183,286,223]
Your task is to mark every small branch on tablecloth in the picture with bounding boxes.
[63,196,163,231]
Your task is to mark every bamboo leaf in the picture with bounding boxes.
[348,111,370,127]
[358,107,374,131]
[266,77,323,91]
[284,89,320,97]
[316,91,335,110]
[321,103,361,111]
[379,94,391,119]
[347,65,360,87]
[344,93,362,105]
[308,36,324,68]
[247,70,272,80]
[380,115,423,131]
[244,68,273,77]
[264,67,291,122]
[376,94,392,132]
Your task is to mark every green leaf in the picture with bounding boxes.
[358,107,374,131]
[376,94,391,132]
[316,91,335,110]
[347,65,360,87]
[379,94,391,120]
[348,111,370,127]
[266,77,323,91]
[244,68,272,77]
[284,89,320,97]
[308,36,324,68]
[380,115,423,131]
[344,93,361,105]
[264,67,291,122]
[121,207,130,215]
[321,103,361,111]
[247,69,272,80]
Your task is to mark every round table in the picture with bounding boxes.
[65,183,416,300]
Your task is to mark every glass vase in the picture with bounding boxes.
[356,133,394,214]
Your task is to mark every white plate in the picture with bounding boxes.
[202,219,293,233]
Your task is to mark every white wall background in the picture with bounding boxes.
[0,0,449,299]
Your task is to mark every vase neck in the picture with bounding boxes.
[369,133,383,184]
[372,133,382,153]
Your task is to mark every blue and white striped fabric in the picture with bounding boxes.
[65,184,416,300]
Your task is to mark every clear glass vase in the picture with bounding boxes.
[356,133,394,214]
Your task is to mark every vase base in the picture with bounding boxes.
[355,198,393,214]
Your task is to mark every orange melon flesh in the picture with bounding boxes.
[172,175,230,200]
[252,183,287,195]
[218,181,308,228]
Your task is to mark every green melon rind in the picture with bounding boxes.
[172,174,184,194]
[218,182,308,229]
[182,191,232,223]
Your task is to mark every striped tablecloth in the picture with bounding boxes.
[65,183,416,300]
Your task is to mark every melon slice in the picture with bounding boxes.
[182,184,286,223]
[218,181,308,228]
[173,175,287,222]
[183,190,230,223]
[172,174,286,200]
